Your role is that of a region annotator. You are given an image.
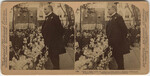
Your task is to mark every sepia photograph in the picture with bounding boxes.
[9,2,75,70]
[0,1,149,75]
[75,2,141,70]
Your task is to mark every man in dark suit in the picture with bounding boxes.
[106,3,130,70]
[41,5,65,69]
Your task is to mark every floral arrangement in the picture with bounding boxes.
[75,32,112,70]
[9,31,49,70]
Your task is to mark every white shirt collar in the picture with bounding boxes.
[46,12,52,16]
[110,12,116,17]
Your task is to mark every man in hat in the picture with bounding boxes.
[41,4,65,69]
[106,2,130,70]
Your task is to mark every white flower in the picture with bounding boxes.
[79,55,86,61]
[90,38,94,42]
[89,43,94,48]
[96,38,100,42]
[36,66,41,70]
[83,49,92,57]
[97,66,103,70]
[75,61,83,70]
[88,62,93,68]
[12,57,18,63]
[19,55,26,60]
[22,65,28,70]
[9,41,12,47]
[75,42,79,48]
[80,65,88,70]
[9,61,16,67]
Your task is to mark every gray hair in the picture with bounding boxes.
[48,5,53,11]
[44,4,53,11]
[112,4,117,11]
[108,2,117,11]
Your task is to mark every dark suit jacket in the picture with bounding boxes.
[41,12,65,54]
[106,13,130,55]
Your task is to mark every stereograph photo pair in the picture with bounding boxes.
[1,1,149,75]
